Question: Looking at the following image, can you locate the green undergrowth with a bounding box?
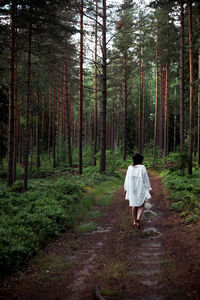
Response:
[0,161,124,277]
[152,152,200,224]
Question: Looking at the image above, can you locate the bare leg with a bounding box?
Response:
[132,207,138,225]
[136,203,145,228]
[137,203,145,220]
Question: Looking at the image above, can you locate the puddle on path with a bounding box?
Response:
[143,210,158,221]
[141,227,162,239]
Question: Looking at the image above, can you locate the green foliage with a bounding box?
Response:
[0,178,84,275]
[0,153,125,276]
[161,161,200,223]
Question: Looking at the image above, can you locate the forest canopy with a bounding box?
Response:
[0,0,200,188]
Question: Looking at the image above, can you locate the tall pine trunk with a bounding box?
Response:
[138,46,142,154]
[48,86,51,159]
[13,60,18,182]
[36,69,40,169]
[164,14,169,157]
[52,82,56,168]
[154,23,159,156]
[180,0,185,151]
[141,62,145,151]
[41,92,45,160]
[123,56,127,161]
[24,3,32,191]
[100,0,107,173]
[93,0,98,166]
[159,63,164,155]
[79,0,83,174]
[198,16,200,167]
[7,0,16,187]
[188,0,193,174]
[65,66,72,167]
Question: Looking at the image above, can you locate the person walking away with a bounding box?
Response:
[124,153,152,228]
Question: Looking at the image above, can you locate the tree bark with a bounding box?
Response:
[48,85,51,159]
[79,0,83,174]
[188,0,193,174]
[154,23,159,157]
[56,84,60,160]
[13,60,18,182]
[93,0,98,166]
[159,63,164,156]
[180,0,185,152]
[24,3,32,191]
[123,56,127,161]
[198,16,200,167]
[164,14,169,157]
[52,82,56,168]
[36,69,40,169]
[41,92,45,160]
[100,0,107,173]
[138,46,142,154]
[142,62,145,151]
[7,0,16,187]
[65,65,72,167]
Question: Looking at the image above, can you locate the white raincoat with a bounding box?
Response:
[124,164,152,207]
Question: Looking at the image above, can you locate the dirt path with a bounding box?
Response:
[1,174,200,299]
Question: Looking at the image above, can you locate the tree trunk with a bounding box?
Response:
[159,64,164,156]
[36,69,40,169]
[42,92,45,160]
[65,65,72,167]
[154,23,159,156]
[164,14,169,157]
[180,0,185,151]
[24,3,32,191]
[7,0,16,187]
[123,56,127,161]
[100,0,107,173]
[48,85,51,159]
[52,82,56,168]
[56,84,60,161]
[138,46,142,154]
[188,0,193,174]
[93,0,98,166]
[13,60,18,182]
[79,0,83,174]
[198,16,200,167]
[141,62,145,151]
[173,113,177,152]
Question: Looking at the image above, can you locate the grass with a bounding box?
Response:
[74,221,98,233]
[100,259,128,283]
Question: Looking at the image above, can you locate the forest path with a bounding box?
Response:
[1,173,200,300]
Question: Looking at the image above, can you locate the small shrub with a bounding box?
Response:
[170,201,185,212]
[186,214,198,224]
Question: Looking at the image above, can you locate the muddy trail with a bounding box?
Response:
[1,174,200,300]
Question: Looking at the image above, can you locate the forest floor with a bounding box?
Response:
[0,172,200,300]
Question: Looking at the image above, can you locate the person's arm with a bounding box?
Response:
[124,167,129,196]
[143,166,152,192]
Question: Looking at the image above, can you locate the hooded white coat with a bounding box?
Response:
[124,164,152,207]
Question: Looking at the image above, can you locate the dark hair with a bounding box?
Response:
[132,153,144,165]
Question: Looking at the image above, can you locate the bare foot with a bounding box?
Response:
[136,219,141,229]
